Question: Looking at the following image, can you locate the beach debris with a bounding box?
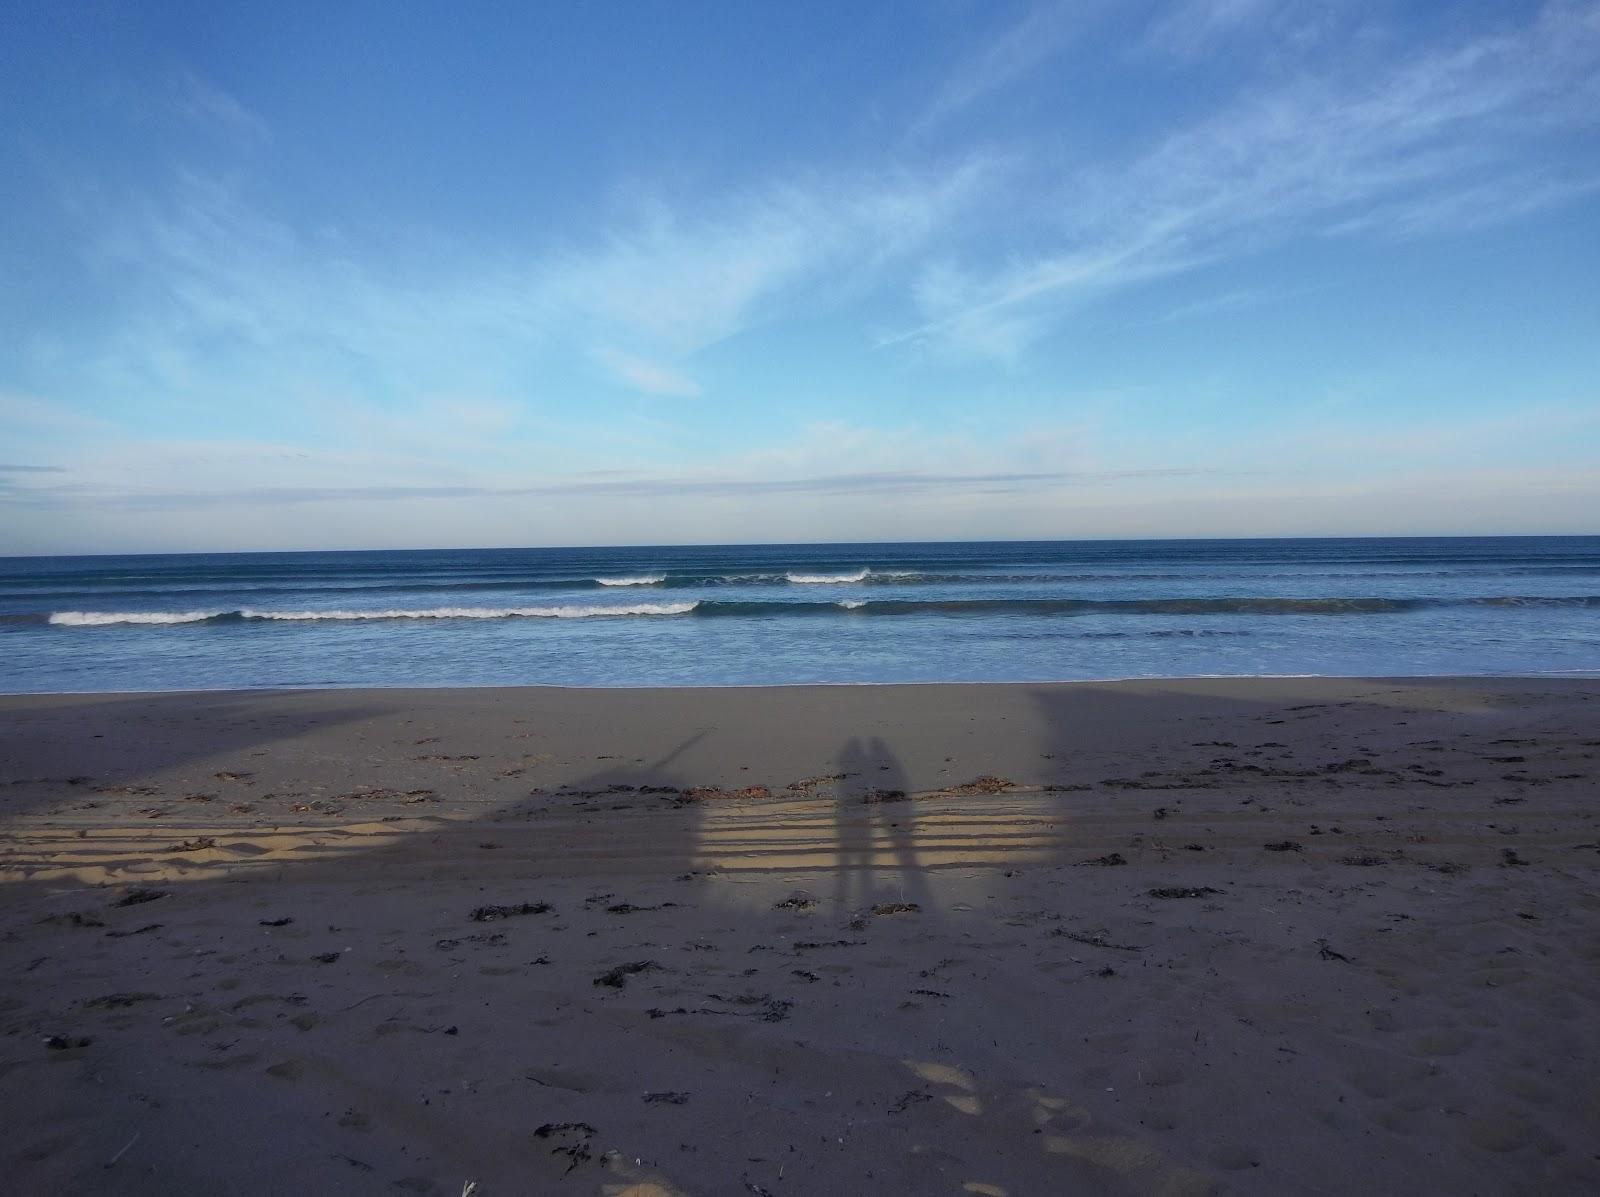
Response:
[678,785,771,802]
[469,901,552,922]
[787,774,849,791]
[1316,939,1351,962]
[435,933,507,951]
[259,917,294,927]
[873,902,920,916]
[1153,807,1171,820]
[1081,852,1127,867]
[773,893,817,910]
[791,969,820,983]
[112,887,167,907]
[795,939,861,950]
[949,776,1016,795]
[606,902,675,914]
[41,911,105,928]
[705,993,794,1022]
[45,1034,94,1050]
[1500,848,1529,867]
[82,991,161,1009]
[104,1131,141,1170]
[1096,966,1117,977]
[861,788,908,804]
[533,1122,596,1173]
[1264,841,1305,852]
[1148,886,1222,900]
[312,951,342,964]
[213,771,253,782]
[1339,853,1388,867]
[1050,929,1145,952]
[889,1089,933,1114]
[593,960,661,988]
[106,923,161,938]
[643,1091,689,1104]
[166,836,216,852]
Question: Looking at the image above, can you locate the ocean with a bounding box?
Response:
[1,537,1596,692]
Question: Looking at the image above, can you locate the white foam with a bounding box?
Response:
[50,604,699,625]
[49,610,221,626]
[837,599,868,609]
[249,603,697,620]
[786,569,868,584]
[595,574,666,586]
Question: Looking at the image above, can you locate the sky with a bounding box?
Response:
[1,0,1598,554]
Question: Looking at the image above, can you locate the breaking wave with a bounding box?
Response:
[50,603,699,625]
[44,594,1600,627]
[48,610,220,626]
[595,574,666,586]
[786,569,869,584]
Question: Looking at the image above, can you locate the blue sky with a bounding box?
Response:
[2,0,1597,553]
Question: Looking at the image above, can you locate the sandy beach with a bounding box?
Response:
[2,677,1598,1195]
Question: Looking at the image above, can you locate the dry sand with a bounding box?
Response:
[2,677,1598,1196]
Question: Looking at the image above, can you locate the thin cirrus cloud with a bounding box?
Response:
[890,1,1600,358]
[12,467,1228,511]
[83,159,993,404]
[911,0,1100,136]
[592,349,703,399]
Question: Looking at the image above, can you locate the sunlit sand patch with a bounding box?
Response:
[962,1183,1009,1196]
[0,817,443,885]
[689,793,1068,873]
[602,1173,689,1197]
[1043,1134,1165,1172]
[1027,1088,1088,1127]
[904,1060,977,1091]
[944,1093,984,1115]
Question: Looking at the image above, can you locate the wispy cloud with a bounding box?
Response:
[1143,0,1291,58]
[4,467,1228,511]
[891,0,1600,357]
[913,2,1096,135]
[593,349,703,398]
[171,72,271,142]
[79,158,991,406]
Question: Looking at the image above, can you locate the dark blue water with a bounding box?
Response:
[1,538,1596,691]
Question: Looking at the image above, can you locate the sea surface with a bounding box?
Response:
[1,538,1596,692]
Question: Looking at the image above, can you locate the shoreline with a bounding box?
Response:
[3,675,1598,1193]
[5,668,1600,699]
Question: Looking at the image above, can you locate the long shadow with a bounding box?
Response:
[0,690,396,820]
[5,676,1572,896]
[833,736,933,915]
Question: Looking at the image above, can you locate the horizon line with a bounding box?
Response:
[3,531,1597,561]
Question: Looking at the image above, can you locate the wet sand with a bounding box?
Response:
[2,677,1598,1195]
